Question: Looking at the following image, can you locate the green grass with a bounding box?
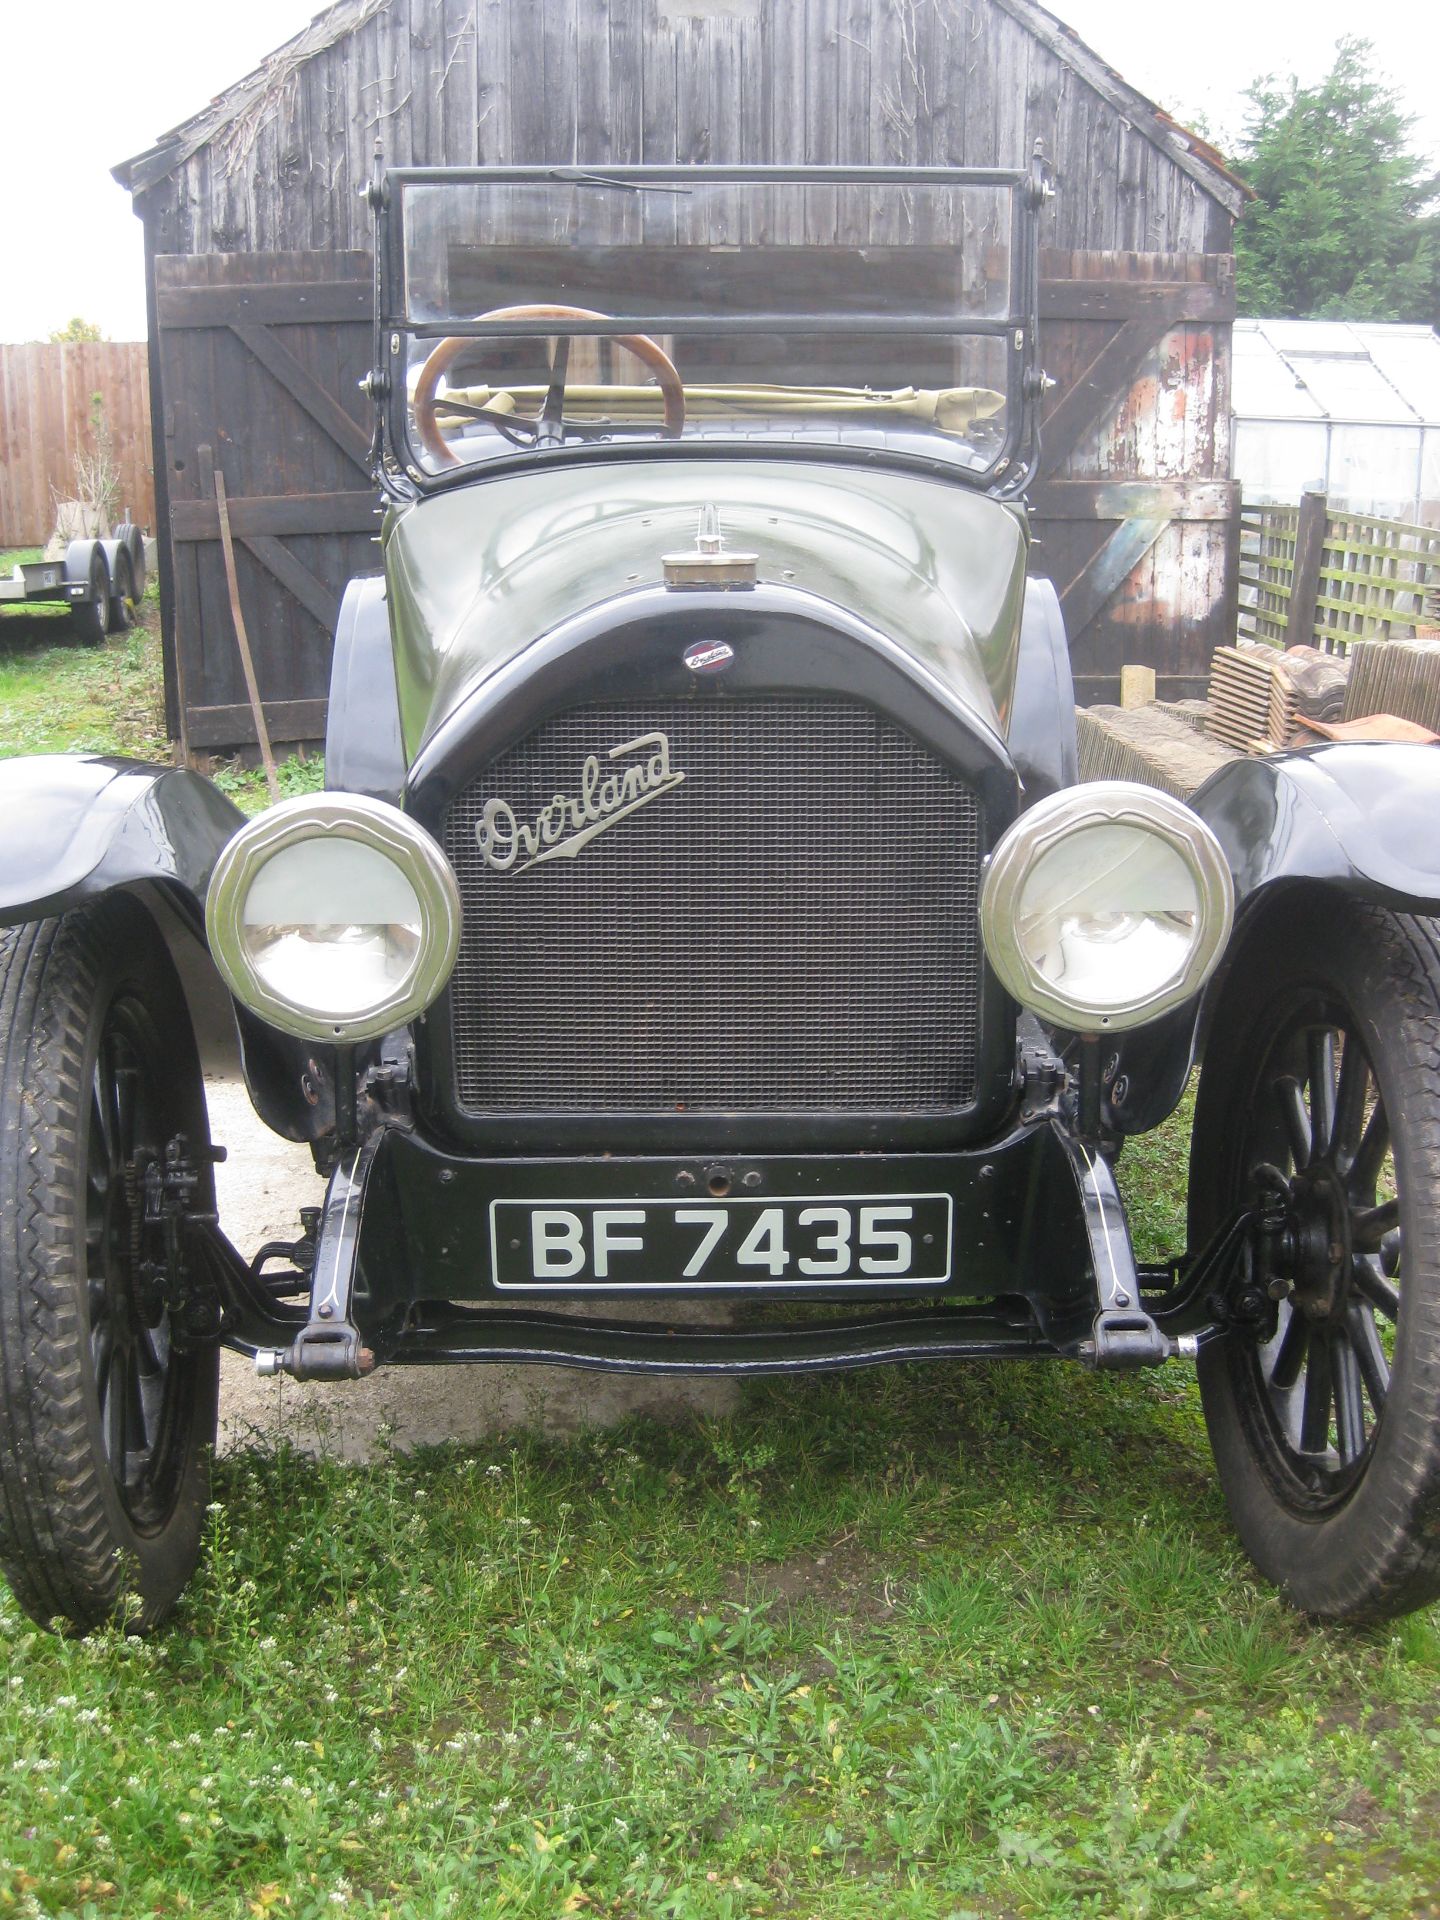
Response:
[0,548,319,806]
[1,557,1438,1916]
[2,1326,1438,1919]
[0,1108,1437,1919]
[0,549,169,762]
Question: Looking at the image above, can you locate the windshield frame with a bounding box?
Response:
[372,163,1046,500]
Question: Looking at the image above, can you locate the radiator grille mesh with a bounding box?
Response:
[442,697,982,1112]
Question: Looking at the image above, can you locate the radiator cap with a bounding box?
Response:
[662,506,758,589]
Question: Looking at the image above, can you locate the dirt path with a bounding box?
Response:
[207,1078,735,1459]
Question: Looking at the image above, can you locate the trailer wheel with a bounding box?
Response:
[70,546,109,647]
[107,548,136,633]
[116,522,147,601]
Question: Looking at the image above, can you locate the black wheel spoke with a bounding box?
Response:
[1353,1260,1400,1321]
[1268,1305,1309,1393]
[1332,1336,1367,1464]
[92,1040,120,1179]
[135,1320,167,1376]
[1275,1074,1313,1169]
[1351,1198,1400,1253]
[1351,1102,1391,1202]
[1300,1334,1335,1454]
[103,1350,126,1469]
[1348,1302,1390,1411]
[136,1363,164,1454]
[92,1322,114,1405]
[1331,1041,1370,1170]
[1307,1029,1337,1159]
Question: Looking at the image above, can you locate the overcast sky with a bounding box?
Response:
[3,0,1437,342]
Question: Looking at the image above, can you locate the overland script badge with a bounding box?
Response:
[475,732,686,875]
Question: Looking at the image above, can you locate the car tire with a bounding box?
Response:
[0,897,219,1633]
[1189,894,1440,1623]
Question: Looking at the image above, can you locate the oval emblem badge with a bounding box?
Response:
[682,640,735,675]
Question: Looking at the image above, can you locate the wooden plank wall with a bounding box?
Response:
[154,252,377,750]
[139,0,1233,259]
[0,343,154,546]
[1033,249,1238,702]
[131,0,1245,735]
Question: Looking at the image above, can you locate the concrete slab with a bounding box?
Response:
[207,1078,738,1461]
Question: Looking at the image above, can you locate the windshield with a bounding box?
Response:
[383,169,1033,485]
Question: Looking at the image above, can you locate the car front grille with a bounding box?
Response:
[441,696,983,1113]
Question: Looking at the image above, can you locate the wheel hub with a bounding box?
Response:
[1283,1163,1351,1322]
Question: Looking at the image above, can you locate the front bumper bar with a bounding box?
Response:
[203,1112,1204,1378]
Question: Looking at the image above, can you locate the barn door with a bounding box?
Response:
[1031,251,1239,705]
[153,252,377,753]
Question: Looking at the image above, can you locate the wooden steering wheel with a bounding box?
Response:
[411,304,686,464]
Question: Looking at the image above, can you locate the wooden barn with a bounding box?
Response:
[114,0,1248,754]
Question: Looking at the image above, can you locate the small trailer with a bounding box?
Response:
[0,521,148,643]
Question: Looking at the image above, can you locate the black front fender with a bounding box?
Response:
[1193,743,1440,911]
[0,755,334,1143]
[1105,743,1440,1135]
[0,754,244,926]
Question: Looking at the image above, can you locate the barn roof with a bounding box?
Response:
[113,0,1250,217]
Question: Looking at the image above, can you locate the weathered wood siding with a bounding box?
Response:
[153,253,376,747]
[140,0,1234,258]
[1033,250,1237,702]
[0,342,154,546]
[129,0,1242,739]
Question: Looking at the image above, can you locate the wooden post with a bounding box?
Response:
[1119,665,1156,709]
[213,465,280,805]
[1285,490,1328,649]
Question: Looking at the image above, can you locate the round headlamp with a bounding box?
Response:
[980,782,1234,1033]
[205,794,461,1044]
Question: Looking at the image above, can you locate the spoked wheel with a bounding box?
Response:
[1190,895,1440,1622]
[0,896,218,1632]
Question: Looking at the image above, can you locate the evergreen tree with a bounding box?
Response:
[1232,39,1438,322]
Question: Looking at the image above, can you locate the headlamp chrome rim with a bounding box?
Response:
[980,781,1235,1033]
[205,793,461,1044]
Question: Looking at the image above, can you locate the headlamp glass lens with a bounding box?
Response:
[240,839,423,1018]
[1015,824,1200,1012]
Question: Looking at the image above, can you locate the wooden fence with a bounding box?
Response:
[0,342,154,547]
[1239,490,1440,652]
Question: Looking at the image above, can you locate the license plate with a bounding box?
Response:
[489,1193,953,1290]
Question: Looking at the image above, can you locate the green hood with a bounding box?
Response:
[384,460,1029,763]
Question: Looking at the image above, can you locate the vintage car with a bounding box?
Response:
[2,160,1439,1634]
